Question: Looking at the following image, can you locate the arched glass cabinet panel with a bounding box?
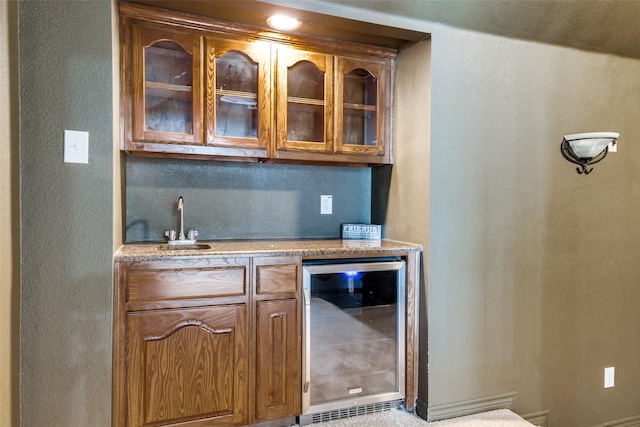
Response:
[342,68,377,147]
[287,61,325,143]
[276,48,333,154]
[132,26,202,145]
[215,51,258,138]
[144,40,193,134]
[206,37,270,154]
[335,57,389,158]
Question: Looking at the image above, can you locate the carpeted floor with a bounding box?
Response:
[307,409,534,426]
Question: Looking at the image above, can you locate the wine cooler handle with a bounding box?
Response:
[302,284,311,408]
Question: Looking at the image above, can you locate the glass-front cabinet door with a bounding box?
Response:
[335,57,390,158]
[132,26,203,145]
[121,4,396,164]
[275,47,333,155]
[206,37,270,156]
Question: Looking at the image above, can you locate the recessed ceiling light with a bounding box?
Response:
[267,14,301,31]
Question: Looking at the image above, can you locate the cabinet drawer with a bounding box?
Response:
[125,265,247,304]
[254,257,300,295]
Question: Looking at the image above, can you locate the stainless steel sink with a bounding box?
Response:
[156,243,212,251]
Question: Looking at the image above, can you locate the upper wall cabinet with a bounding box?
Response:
[275,47,333,156]
[131,25,203,146]
[206,36,271,158]
[335,57,390,158]
[119,2,396,165]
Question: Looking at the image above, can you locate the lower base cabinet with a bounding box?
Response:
[254,299,299,422]
[126,305,248,426]
[251,257,301,424]
[113,256,301,427]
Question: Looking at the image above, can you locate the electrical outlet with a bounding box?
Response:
[321,195,332,215]
[604,367,615,388]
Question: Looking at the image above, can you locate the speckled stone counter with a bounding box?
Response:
[114,239,422,261]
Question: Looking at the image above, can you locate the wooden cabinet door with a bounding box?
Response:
[334,56,391,162]
[125,304,248,426]
[252,257,301,423]
[121,4,397,164]
[254,298,300,421]
[205,36,271,157]
[130,25,203,146]
[275,46,333,155]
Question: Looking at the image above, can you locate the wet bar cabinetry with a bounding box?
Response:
[119,2,395,165]
[113,240,422,427]
[252,257,301,422]
[113,256,301,427]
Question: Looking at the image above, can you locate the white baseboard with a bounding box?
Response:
[590,414,640,427]
[426,391,517,422]
[522,410,549,427]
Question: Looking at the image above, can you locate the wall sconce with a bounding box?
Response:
[560,132,619,174]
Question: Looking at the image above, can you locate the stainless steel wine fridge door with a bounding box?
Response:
[301,259,406,417]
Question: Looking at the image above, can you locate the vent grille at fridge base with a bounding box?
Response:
[309,400,403,424]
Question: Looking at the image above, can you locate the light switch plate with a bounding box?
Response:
[604,366,615,388]
[64,130,89,164]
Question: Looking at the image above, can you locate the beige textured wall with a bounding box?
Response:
[15,0,640,425]
[313,1,640,424]
[20,1,114,425]
[0,1,19,426]
[426,26,640,426]
[0,2,10,423]
[112,0,123,250]
[376,37,431,406]
[384,39,431,250]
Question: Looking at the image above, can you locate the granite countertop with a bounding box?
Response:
[114,239,422,261]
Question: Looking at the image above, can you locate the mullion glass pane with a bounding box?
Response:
[215,51,259,138]
[287,61,325,142]
[144,41,193,135]
[343,69,377,146]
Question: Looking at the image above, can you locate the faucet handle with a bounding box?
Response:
[187,230,198,241]
[164,230,176,241]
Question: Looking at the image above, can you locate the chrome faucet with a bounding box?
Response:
[177,196,185,240]
[164,196,198,245]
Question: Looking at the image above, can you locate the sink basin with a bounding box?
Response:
[156,243,212,251]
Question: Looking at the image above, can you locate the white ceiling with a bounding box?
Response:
[307,0,640,59]
[128,0,640,59]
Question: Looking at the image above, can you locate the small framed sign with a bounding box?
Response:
[341,224,381,240]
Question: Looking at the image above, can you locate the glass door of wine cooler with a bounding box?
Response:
[301,260,406,420]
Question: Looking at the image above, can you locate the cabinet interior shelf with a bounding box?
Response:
[216,89,257,101]
[287,96,325,106]
[344,103,376,112]
[145,81,193,100]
